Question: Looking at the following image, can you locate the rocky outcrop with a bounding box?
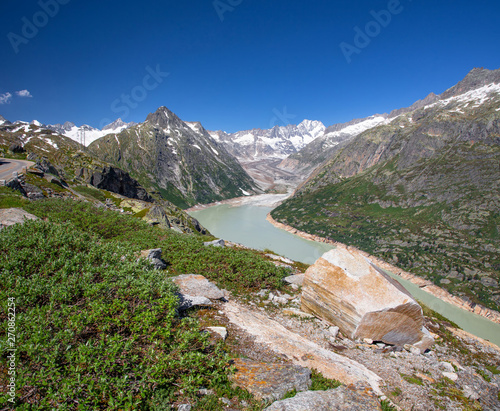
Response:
[301,247,433,350]
[6,178,45,200]
[88,166,152,202]
[230,358,311,401]
[34,158,60,177]
[140,248,167,270]
[0,208,39,230]
[171,274,226,311]
[143,205,171,230]
[264,384,382,411]
[222,300,383,394]
[204,239,225,247]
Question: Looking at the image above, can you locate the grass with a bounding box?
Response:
[401,373,424,386]
[270,369,341,401]
[476,369,491,382]
[0,186,27,209]
[381,399,397,411]
[486,365,500,375]
[431,378,482,410]
[73,185,108,202]
[309,369,341,391]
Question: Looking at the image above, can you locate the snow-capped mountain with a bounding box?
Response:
[47,119,136,146]
[0,116,136,146]
[0,115,10,126]
[102,118,137,132]
[209,119,325,161]
[283,67,500,174]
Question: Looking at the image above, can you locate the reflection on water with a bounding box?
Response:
[189,200,500,347]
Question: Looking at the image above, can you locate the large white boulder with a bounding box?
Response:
[301,247,433,350]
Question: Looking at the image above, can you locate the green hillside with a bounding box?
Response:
[272,74,500,312]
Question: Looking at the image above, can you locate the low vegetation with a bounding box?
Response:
[0,197,291,409]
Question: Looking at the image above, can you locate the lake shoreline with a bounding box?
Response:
[266,213,500,325]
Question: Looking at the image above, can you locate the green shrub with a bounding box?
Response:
[0,220,230,409]
[309,369,341,391]
[23,199,289,294]
[0,187,27,209]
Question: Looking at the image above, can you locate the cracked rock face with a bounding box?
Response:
[301,247,433,349]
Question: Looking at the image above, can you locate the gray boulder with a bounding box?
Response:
[264,384,381,410]
[171,274,225,300]
[177,294,212,311]
[0,208,39,230]
[140,248,167,270]
[204,239,225,247]
[283,274,305,286]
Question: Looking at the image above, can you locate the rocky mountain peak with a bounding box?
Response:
[440,67,500,99]
[102,118,136,131]
[145,106,185,129]
[0,114,11,126]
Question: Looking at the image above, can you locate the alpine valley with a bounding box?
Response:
[2,67,500,411]
[1,68,499,312]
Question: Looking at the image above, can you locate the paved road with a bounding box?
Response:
[0,159,34,181]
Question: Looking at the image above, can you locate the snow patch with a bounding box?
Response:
[185,122,201,133]
[192,144,201,150]
[209,131,221,141]
[324,116,388,140]
[235,133,255,145]
[426,83,500,111]
[45,139,58,149]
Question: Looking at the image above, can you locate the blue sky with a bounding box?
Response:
[1,0,500,132]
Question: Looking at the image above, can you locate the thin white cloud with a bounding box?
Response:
[0,92,13,104]
[16,89,32,98]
